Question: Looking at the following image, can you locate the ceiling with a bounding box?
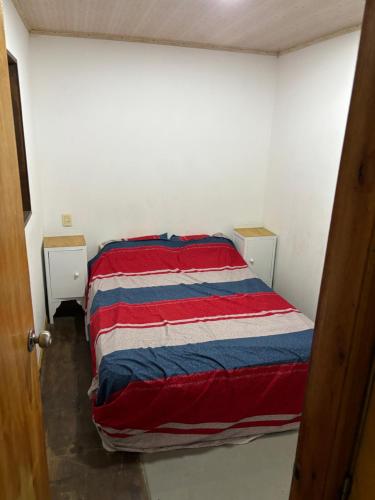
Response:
[12,0,365,55]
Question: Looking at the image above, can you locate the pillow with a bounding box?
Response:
[170,234,209,241]
[127,233,168,241]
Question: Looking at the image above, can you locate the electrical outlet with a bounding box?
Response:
[62,214,72,227]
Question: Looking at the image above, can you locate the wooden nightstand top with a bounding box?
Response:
[234,227,275,238]
[43,235,86,248]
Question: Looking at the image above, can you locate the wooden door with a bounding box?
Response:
[289,0,375,498]
[0,4,50,500]
[349,367,375,500]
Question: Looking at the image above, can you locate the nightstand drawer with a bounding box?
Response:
[233,227,277,288]
[49,249,86,299]
[245,238,275,286]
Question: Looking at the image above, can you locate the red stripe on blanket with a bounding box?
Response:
[92,362,309,430]
[90,292,293,338]
[90,244,245,279]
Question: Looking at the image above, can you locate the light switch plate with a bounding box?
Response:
[62,214,72,227]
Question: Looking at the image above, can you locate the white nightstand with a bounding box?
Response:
[43,235,88,324]
[233,227,277,287]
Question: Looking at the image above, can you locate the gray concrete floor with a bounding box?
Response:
[41,305,149,500]
[143,431,297,500]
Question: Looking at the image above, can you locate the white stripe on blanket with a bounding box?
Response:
[95,311,313,368]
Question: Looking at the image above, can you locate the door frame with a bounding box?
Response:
[289,0,375,498]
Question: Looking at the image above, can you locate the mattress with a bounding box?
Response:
[86,234,314,452]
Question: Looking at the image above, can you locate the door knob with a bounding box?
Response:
[28,329,52,352]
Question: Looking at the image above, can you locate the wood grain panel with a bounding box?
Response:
[350,369,375,499]
[43,235,86,248]
[289,0,375,498]
[234,227,275,237]
[12,0,365,54]
[0,3,50,499]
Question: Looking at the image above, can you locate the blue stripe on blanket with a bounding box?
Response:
[96,329,313,405]
[90,278,271,315]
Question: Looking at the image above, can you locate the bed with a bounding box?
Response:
[86,234,313,452]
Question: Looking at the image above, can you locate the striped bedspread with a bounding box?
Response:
[87,235,314,452]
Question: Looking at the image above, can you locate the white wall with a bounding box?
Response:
[10,21,358,323]
[30,36,277,257]
[263,32,360,320]
[3,0,46,348]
